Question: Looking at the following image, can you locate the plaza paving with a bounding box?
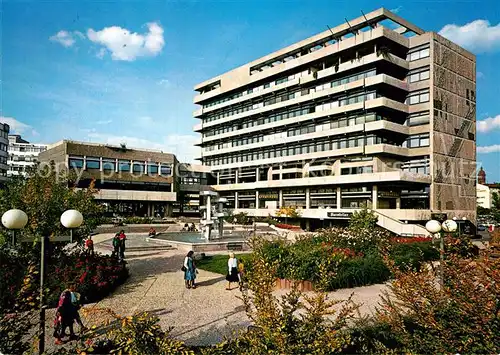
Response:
[45,234,389,348]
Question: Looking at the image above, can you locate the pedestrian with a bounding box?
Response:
[112,233,120,259]
[68,285,85,331]
[148,227,156,237]
[226,253,239,290]
[238,259,245,290]
[183,250,197,289]
[118,230,127,261]
[54,290,77,344]
[85,235,94,256]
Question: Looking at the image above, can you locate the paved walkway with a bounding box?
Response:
[44,235,389,348]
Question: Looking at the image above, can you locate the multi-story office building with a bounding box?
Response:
[7,135,47,177]
[0,123,9,185]
[193,8,477,234]
[39,140,214,217]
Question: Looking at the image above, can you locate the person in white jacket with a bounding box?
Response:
[225,253,239,290]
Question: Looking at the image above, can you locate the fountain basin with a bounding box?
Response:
[148,232,250,252]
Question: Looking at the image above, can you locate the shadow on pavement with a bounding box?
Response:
[196,276,226,288]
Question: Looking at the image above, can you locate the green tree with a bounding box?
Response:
[0,162,103,246]
[349,208,379,231]
[276,206,301,224]
[492,191,500,223]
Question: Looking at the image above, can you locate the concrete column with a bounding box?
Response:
[255,191,259,210]
[83,156,87,169]
[99,157,103,171]
[305,219,311,231]
[279,164,283,180]
[144,161,148,174]
[217,172,220,185]
[279,190,283,208]
[372,185,378,210]
[256,167,260,182]
[306,188,311,209]
[336,187,341,209]
[235,192,239,209]
[157,162,161,176]
[115,158,119,173]
[235,169,239,183]
[396,197,401,209]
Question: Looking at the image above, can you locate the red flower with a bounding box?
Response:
[79,271,88,284]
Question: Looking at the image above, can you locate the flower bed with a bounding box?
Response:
[276,223,301,230]
[258,228,439,291]
[0,248,128,310]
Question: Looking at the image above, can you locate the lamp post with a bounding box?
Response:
[425,219,457,288]
[1,209,83,355]
[1,209,28,245]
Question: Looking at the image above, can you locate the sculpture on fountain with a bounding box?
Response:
[200,191,228,241]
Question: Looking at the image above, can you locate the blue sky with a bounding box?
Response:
[1,0,499,181]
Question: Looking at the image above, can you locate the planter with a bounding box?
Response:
[275,278,314,292]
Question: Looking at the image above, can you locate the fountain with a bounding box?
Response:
[200,191,227,241]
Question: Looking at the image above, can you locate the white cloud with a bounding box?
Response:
[49,30,82,47]
[0,116,38,136]
[477,145,500,154]
[477,115,500,133]
[87,133,200,163]
[439,20,500,52]
[87,22,164,61]
[157,79,170,87]
[477,71,484,78]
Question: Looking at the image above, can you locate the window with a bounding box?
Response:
[406,90,430,105]
[102,159,116,171]
[408,68,430,83]
[118,160,130,172]
[404,134,430,148]
[407,46,430,61]
[86,157,100,170]
[69,157,84,169]
[147,163,159,175]
[132,162,145,174]
[406,112,430,126]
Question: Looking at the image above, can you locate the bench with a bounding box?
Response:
[227,242,243,251]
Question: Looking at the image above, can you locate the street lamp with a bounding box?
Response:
[61,209,84,243]
[1,209,28,245]
[1,208,83,355]
[425,219,457,288]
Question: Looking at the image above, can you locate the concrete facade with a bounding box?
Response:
[7,135,47,177]
[193,8,477,235]
[0,123,9,185]
[38,141,214,217]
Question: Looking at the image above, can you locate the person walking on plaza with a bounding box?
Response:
[112,233,120,259]
[118,230,127,261]
[226,253,239,290]
[85,235,94,256]
[183,250,197,289]
[54,290,77,344]
[68,286,85,331]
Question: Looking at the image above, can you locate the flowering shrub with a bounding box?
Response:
[276,223,301,230]
[258,228,439,290]
[391,236,432,243]
[45,251,129,306]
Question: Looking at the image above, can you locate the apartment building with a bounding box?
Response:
[7,135,47,177]
[0,123,9,186]
[193,8,477,235]
[39,140,214,217]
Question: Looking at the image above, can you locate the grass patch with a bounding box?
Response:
[196,254,249,275]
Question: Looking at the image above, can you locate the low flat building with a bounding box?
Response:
[38,140,214,217]
[7,135,47,177]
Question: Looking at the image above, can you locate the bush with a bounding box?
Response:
[377,252,500,354]
[257,229,439,291]
[275,223,301,230]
